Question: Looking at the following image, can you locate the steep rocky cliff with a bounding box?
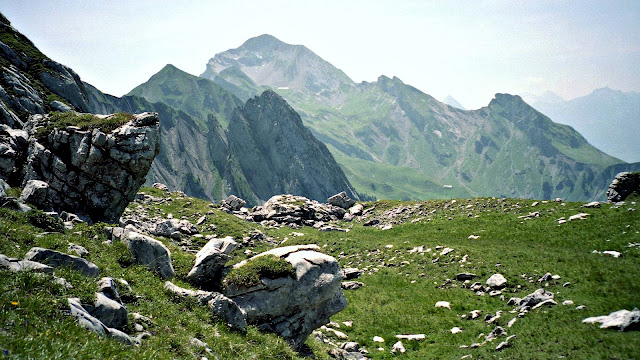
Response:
[228,90,357,202]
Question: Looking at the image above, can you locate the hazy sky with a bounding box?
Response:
[3,0,639,109]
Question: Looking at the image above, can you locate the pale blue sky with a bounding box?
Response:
[3,0,639,108]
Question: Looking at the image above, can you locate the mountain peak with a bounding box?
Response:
[442,95,466,110]
[240,34,290,51]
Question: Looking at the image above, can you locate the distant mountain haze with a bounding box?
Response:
[523,88,640,163]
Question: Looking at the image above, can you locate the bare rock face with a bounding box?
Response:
[0,125,28,185]
[18,112,160,223]
[607,172,640,202]
[225,245,347,349]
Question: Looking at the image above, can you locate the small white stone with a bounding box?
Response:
[450,327,463,334]
[435,301,451,309]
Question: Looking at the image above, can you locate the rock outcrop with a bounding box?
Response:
[225,245,347,349]
[15,112,160,223]
[186,236,237,289]
[248,194,347,225]
[607,172,640,202]
[122,228,174,279]
[583,308,640,331]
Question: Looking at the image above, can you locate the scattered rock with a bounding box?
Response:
[435,301,451,309]
[152,218,199,239]
[68,298,136,345]
[395,334,425,341]
[373,336,385,343]
[519,288,554,309]
[583,308,640,331]
[343,268,362,280]
[451,327,463,334]
[90,292,128,329]
[220,195,246,211]
[391,341,406,353]
[583,201,601,208]
[486,274,507,289]
[342,281,365,290]
[97,277,122,304]
[24,247,99,277]
[568,213,590,221]
[0,253,53,273]
[602,251,622,258]
[68,243,88,257]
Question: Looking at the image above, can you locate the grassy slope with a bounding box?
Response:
[1,188,639,359]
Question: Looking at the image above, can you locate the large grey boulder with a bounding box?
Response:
[97,277,122,304]
[607,172,640,202]
[89,292,128,329]
[20,112,160,223]
[186,236,237,288]
[226,245,348,349]
[583,308,640,331]
[220,195,246,211]
[19,180,52,210]
[0,254,53,273]
[24,247,99,277]
[327,191,356,210]
[164,281,246,331]
[123,229,174,279]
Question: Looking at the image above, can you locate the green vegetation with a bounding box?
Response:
[225,255,295,288]
[1,186,639,359]
[36,112,134,141]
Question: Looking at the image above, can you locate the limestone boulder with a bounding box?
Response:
[24,247,99,277]
[89,292,128,329]
[0,254,53,273]
[20,112,160,223]
[519,288,554,309]
[225,245,347,349]
[486,274,507,289]
[186,236,237,288]
[607,172,640,202]
[583,308,640,331]
[123,229,174,279]
[327,191,356,209]
[250,194,346,225]
[152,218,199,239]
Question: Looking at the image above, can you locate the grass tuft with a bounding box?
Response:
[225,255,295,288]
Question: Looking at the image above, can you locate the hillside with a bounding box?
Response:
[201,35,638,202]
[2,184,639,359]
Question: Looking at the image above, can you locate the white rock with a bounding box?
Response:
[602,251,622,258]
[373,336,385,343]
[395,334,426,341]
[450,327,463,334]
[391,341,406,353]
[486,274,507,288]
[435,301,451,309]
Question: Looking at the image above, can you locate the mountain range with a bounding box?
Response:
[2,15,638,204]
[198,34,638,201]
[0,14,357,205]
[521,88,640,163]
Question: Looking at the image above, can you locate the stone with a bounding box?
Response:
[97,277,122,303]
[373,336,384,343]
[519,288,554,308]
[164,281,246,331]
[123,230,174,279]
[395,334,425,341]
[607,172,640,202]
[152,182,169,192]
[531,299,557,310]
[0,178,8,197]
[342,281,365,290]
[68,243,88,257]
[583,201,601,208]
[221,195,246,211]
[249,194,346,225]
[486,274,507,289]
[343,268,362,280]
[19,180,52,210]
[602,250,622,258]
[0,254,53,273]
[391,341,406,353]
[485,326,507,342]
[451,327,463,334]
[152,218,199,238]
[24,247,99,277]
[341,341,360,352]
[187,236,237,288]
[68,298,135,345]
[90,292,128,329]
[226,245,347,349]
[327,191,356,209]
[435,301,451,309]
[456,272,477,281]
[568,213,590,221]
[583,308,640,331]
[21,112,160,223]
[537,272,552,283]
